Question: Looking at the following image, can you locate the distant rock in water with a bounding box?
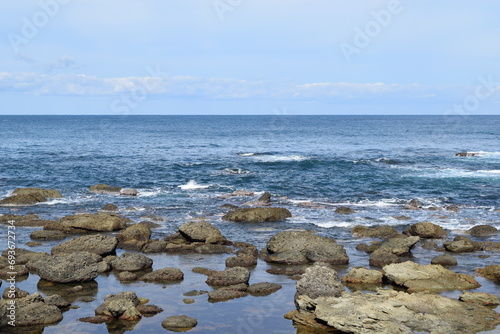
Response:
[0,187,62,206]
[222,207,291,223]
[89,184,122,194]
[335,206,355,214]
[455,152,485,157]
[120,188,138,196]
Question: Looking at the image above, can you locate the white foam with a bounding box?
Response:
[137,188,162,197]
[237,153,258,157]
[254,154,309,162]
[178,180,210,190]
[223,168,252,174]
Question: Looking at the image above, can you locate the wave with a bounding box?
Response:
[223,168,252,174]
[253,154,309,162]
[178,180,210,190]
[237,152,272,157]
[416,168,500,178]
[137,188,162,197]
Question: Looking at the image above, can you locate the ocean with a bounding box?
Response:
[1,115,499,333]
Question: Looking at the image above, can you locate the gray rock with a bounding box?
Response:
[304,245,349,265]
[142,239,167,253]
[0,293,63,327]
[30,230,67,241]
[101,203,119,212]
[376,236,420,255]
[341,268,383,284]
[369,249,401,267]
[258,192,272,203]
[162,315,197,330]
[247,282,282,296]
[335,206,355,214]
[117,223,151,250]
[206,267,250,286]
[295,263,344,301]
[444,236,478,252]
[141,268,184,282]
[51,235,118,256]
[45,213,129,233]
[222,207,292,223]
[178,220,225,243]
[469,225,498,237]
[194,244,232,254]
[95,291,141,320]
[404,222,446,238]
[208,288,248,302]
[89,184,122,194]
[30,252,102,283]
[111,253,153,272]
[431,254,457,266]
[2,287,29,299]
[351,226,400,239]
[44,294,71,308]
[136,304,163,317]
[265,250,309,265]
[120,188,138,196]
[225,253,257,267]
[117,271,138,281]
[0,188,62,206]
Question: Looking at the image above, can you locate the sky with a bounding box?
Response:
[1,0,499,115]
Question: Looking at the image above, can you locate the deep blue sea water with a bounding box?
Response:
[0,115,499,333]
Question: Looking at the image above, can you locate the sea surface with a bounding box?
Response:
[0,115,499,333]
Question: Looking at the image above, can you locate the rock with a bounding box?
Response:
[351,226,400,239]
[258,192,271,203]
[101,203,119,212]
[295,289,500,334]
[208,288,248,302]
[111,253,153,272]
[89,184,122,194]
[266,250,309,265]
[456,152,485,157]
[369,249,402,267]
[404,222,446,238]
[183,290,208,297]
[0,264,29,278]
[459,292,500,306]
[226,253,257,267]
[37,280,98,303]
[431,254,457,266]
[44,294,71,308]
[295,263,344,302]
[120,188,138,196]
[0,293,63,327]
[141,268,184,282]
[231,190,254,196]
[247,282,282,296]
[222,207,292,223]
[192,267,217,276]
[0,193,48,206]
[392,215,411,221]
[30,252,102,283]
[117,271,138,281]
[383,261,480,292]
[221,204,239,210]
[374,236,420,256]
[161,315,197,330]
[183,298,195,304]
[46,213,129,233]
[30,230,67,240]
[335,206,355,214]
[0,214,40,225]
[117,223,151,250]
[469,225,498,237]
[206,267,250,286]
[95,291,141,320]
[51,235,118,256]
[142,239,167,253]
[194,244,232,254]
[178,221,225,244]
[2,287,29,299]
[341,268,383,284]
[405,198,423,209]
[445,205,460,212]
[136,304,163,317]
[12,187,62,198]
[266,267,305,276]
[476,265,500,283]
[78,315,112,324]
[444,236,478,252]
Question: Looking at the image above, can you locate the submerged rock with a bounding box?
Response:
[140,268,184,282]
[222,207,291,223]
[101,203,119,212]
[431,254,457,266]
[117,223,151,250]
[161,315,197,330]
[247,282,282,296]
[335,206,355,214]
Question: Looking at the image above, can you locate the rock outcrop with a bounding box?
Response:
[222,207,291,223]
[28,252,102,283]
[51,235,118,256]
[404,222,446,238]
[45,213,129,233]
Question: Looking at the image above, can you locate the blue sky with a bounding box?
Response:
[1,0,499,115]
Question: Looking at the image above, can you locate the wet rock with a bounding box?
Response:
[101,203,119,212]
[383,261,480,292]
[373,236,420,256]
[335,206,355,214]
[179,220,225,244]
[120,188,138,196]
[266,250,309,265]
[456,152,485,157]
[37,280,98,303]
[369,249,401,267]
[111,253,153,272]
[79,315,112,324]
[0,292,63,327]
[304,245,349,265]
[266,267,305,276]
[26,241,41,247]
[192,244,232,254]
[222,207,292,223]
[459,292,500,306]
[403,198,423,210]
[431,254,457,266]
[89,184,122,194]
[404,222,447,238]
[3,248,49,265]
[231,190,254,196]
[135,304,163,317]
[226,253,257,267]
[117,223,151,250]
[183,298,195,304]
[351,226,400,239]
[341,268,383,284]
[208,288,248,302]
[206,267,250,286]
[296,289,500,334]
[258,192,271,203]
[444,236,478,252]
[30,252,102,283]
[2,287,29,299]
[161,315,197,330]
[13,187,62,198]
[469,225,498,237]
[192,267,216,276]
[0,188,62,206]
[46,213,129,233]
[220,203,239,210]
[482,241,500,251]
[247,282,282,296]
[183,290,208,297]
[141,268,184,282]
[44,294,71,308]
[392,215,411,221]
[117,271,137,282]
[0,214,42,226]
[142,239,167,253]
[51,234,118,256]
[30,230,67,241]
[476,265,500,283]
[445,205,460,212]
[95,291,141,321]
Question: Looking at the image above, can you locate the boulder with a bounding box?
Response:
[44,294,71,308]
[208,287,248,302]
[178,221,225,244]
[111,253,153,272]
[469,225,498,237]
[0,293,63,327]
[404,222,446,238]
[140,268,184,282]
[2,287,29,299]
[258,192,272,203]
[225,253,257,267]
[51,235,118,256]
[142,239,167,253]
[222,207,291,223]
[0,193,48,206]
[476,265,500,283]
[117,223,151,250]
[247,282,282,296]
[46,213,129,233]
[162,315,197,330]
[373,236,420,256]
[351,226,400,239]
[120,188,138,196]
[29,252,102,283]
[206,267,250,286]
[89,184,122,194]
[30,230,67,241]
[12,187,62,198]
[295,263,344,301]
[0,214,40,225]
[383,261,480,292]
[341,268,383,284]
[444,236,478,252]
[135,304,163,317]
[101,203,119,212]
[95,291,141,320]
[335,206,355,214]
[369,249,401,267]
[403,198,423,210]
[431,254,457,266]
[117,271,138,282]
[293,289,500,334]
[265,250,309,265]
[459,292,500,306]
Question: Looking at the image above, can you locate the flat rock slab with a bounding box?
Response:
[51,235,118,256]
[383,261,480,292]
[30,252,102,283]
[222,207,291,223]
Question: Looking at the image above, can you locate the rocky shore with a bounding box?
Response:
[0,186,499,333]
